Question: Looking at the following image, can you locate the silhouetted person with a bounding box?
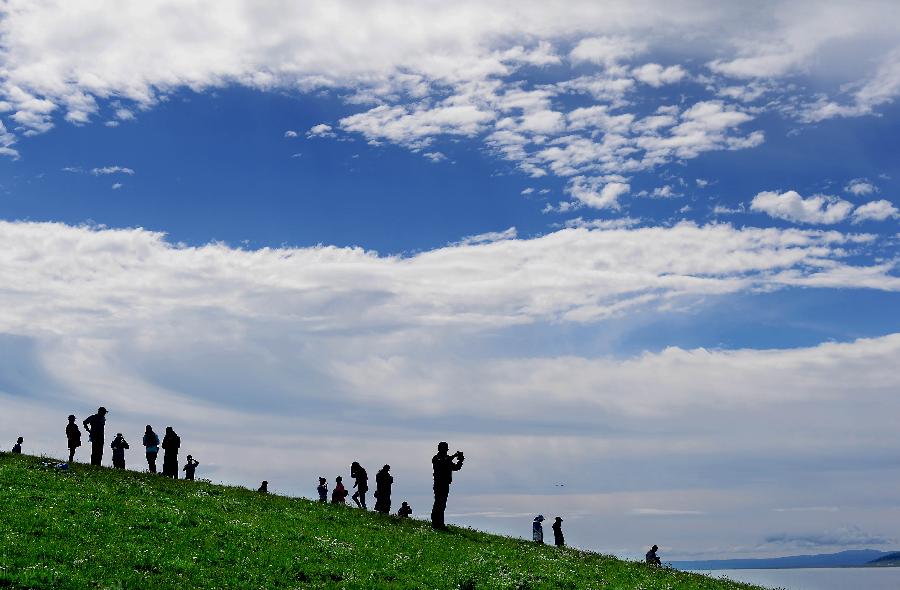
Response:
[331,476,347,504]
[143,425,160,473]
[646,544,661,566]
[258,480,269,493]
[183,455,199,481]
[398,501,412,518]
[431,441,464,530]
[110,433,129,469]
[11,436,23,454]
[83,406,108,466]
[317,477,328,502]
[161,426,180,479]
[374,464,393,514]
[350,461,368,509]
[552,517,564,547]
[66,415,81,463]
[533,515,545,544]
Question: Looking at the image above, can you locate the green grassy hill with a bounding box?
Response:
[0,454,768,590]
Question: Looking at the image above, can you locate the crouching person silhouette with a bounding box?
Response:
[646,544,662,566]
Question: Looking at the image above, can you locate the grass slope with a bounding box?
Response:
[0,454,767,590]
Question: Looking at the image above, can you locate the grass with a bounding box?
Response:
[0,453,770,590]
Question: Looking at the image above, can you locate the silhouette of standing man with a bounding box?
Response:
[83,407,108,466]
[65,415,81,463]
[110,433,129,469]
[161,426,180,479]
[431,441,464,530]
[374,464,393,514]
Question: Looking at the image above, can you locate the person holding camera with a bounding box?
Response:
[431,441,464,530]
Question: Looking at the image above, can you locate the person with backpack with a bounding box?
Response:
[110,433,129,469]
[143,425,160,473]
[161,426,180,479]
[65,415,81,463]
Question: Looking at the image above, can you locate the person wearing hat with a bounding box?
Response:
[646,544,661,566]
[532,515,545,544]
[552,516,565,547]
[431,441,464,530]
[83,406,108,466]
[398,501,413,518]
[65,415,82,463]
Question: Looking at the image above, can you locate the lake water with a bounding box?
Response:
[696,567,900,589]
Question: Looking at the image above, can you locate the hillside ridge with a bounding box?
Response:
[0,454,766,590]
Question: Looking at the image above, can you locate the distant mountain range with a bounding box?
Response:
[672,549,899,570]
[867,552,900,567]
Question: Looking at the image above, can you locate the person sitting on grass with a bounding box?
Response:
[66,415,81,463]
[110,433,129,469]
[258,480,269,493]
[646,544,661,566]
[317,477,328,502]
[398,501,413,518]
[11,436,23,454]
[331,476,348,504]
[183,455,200,481]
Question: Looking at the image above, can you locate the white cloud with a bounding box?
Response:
[845,178,878,196]
[520,187,535,195]
[632,63,686,87]
[453,226,517,246]
[566,176,630,210]
[339,102,494,148]
[305,123,335,138]
[852,200,899,223]
[751,190,854,225]
[91,166,135,176]
[569,36,644,66]
[283,130,298,138]
[0,121,18,159]
[111,183,123,190]
[422,151,447,163]
[650,185,678,198]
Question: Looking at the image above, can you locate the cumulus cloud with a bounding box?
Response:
[305,123,334,138]
[751,190,854,225]
[283,130,298,138]
[845,178,878,196]
[569,36,644,66]
[566,176,630,210]
[632,63,686,87]
[852,199,899,223]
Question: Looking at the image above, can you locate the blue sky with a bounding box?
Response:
[1,0,900,560]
